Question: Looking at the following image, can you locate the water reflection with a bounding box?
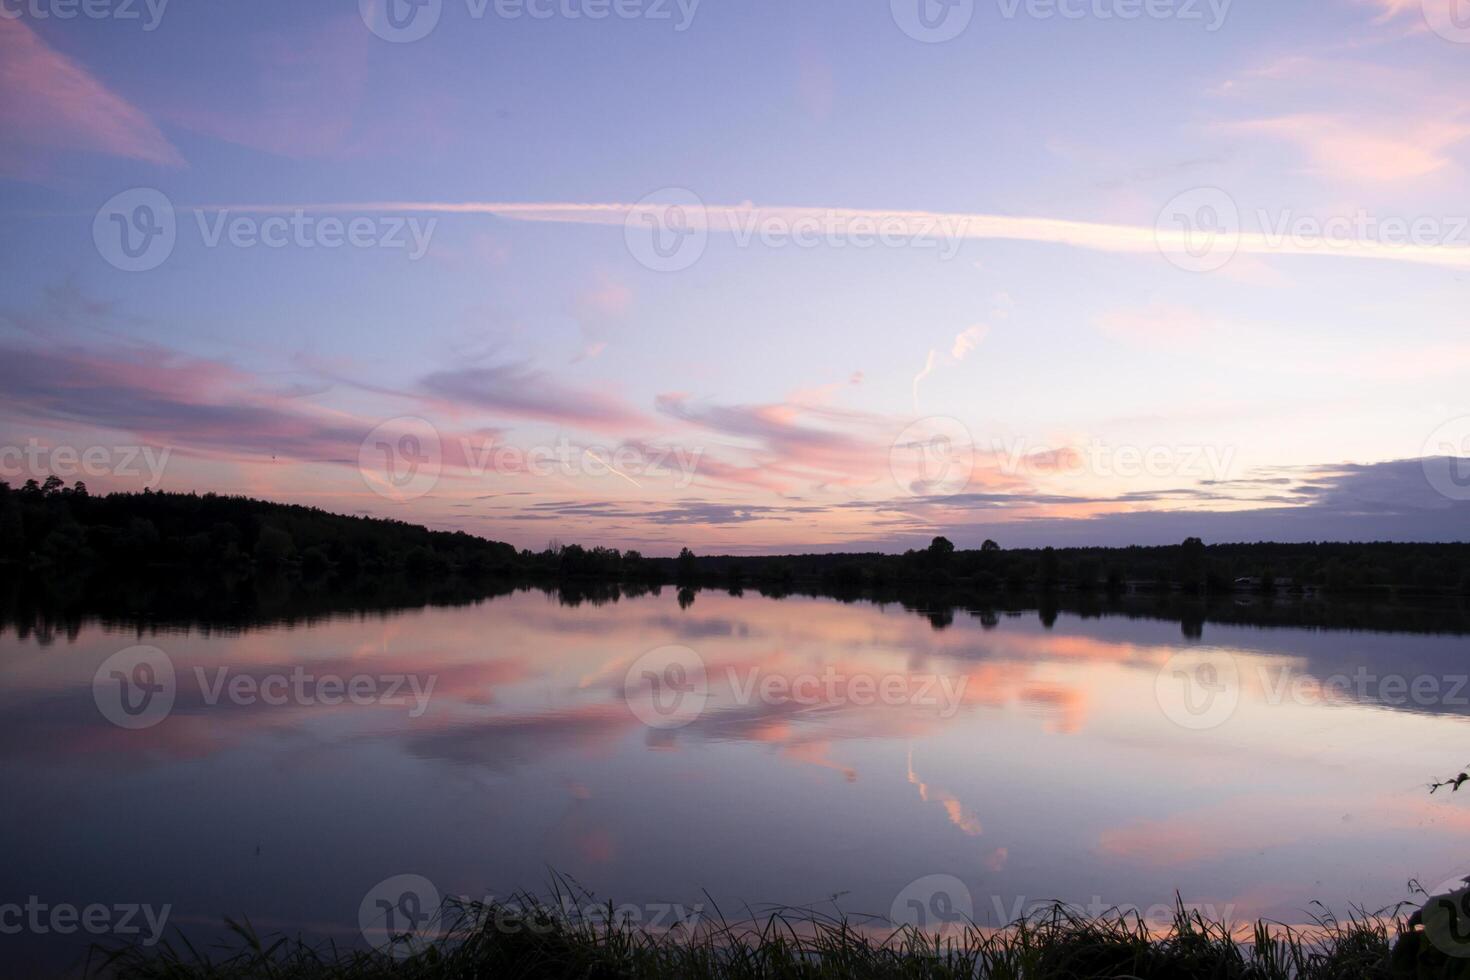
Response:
[6,570,1470,641]
[2,583,1469,974]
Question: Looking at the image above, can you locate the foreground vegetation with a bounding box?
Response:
[95,895,1468,980]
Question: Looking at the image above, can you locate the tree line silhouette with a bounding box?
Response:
[3,481,1469,600]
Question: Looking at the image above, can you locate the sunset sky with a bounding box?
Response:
[2,0,1469,553]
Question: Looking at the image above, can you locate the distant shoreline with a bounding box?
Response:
[3,482,1468,601]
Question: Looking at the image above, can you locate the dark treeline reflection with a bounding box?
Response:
[5,567,1470,643]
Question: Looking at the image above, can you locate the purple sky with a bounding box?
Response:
[2,0,1469,552]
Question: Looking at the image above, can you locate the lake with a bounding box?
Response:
[4,585,1470,974]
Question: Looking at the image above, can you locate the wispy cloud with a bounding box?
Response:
[1224,113,1470,182]
[0,19,183,178]
[421,361,653,433]
[210,200,1470,271]
[1210,52,1470,183]
[951,324,988,360]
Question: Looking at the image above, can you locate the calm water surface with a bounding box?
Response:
[4,589,1470,972]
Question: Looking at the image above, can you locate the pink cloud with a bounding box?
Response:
[1226,113,1470,182]
[655,392,897,490]
[0,339,545,489]
[908,750,985,836]
[421,361,655,433]
[0,19,183,177]
[1360,0,1429,25]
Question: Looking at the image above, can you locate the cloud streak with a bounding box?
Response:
[207,199,1470,271]
[0,18,183,178]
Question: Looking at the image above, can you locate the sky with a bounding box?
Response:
[2,0,1469,553]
